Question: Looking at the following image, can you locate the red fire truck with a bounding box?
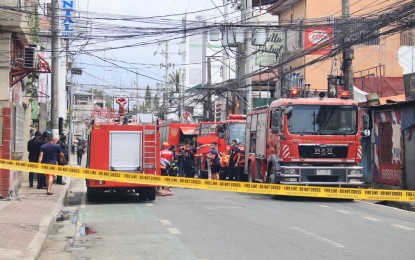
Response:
[196,114,247,178]
[86,106,160,201]
[244,90,365,186]
[158,121,198,153]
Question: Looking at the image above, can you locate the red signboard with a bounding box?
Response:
[305,27,333,55]
[378,164,402,186]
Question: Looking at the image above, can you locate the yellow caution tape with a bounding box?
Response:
[1,159,414,202]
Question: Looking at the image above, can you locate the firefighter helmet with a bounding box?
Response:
[162,142,169,148]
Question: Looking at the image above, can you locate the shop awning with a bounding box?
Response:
[180,126,197,135]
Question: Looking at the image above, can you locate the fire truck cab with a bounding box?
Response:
[158,121,198,153]
[245,90,364,186]
[86,108,160,201]
[196,114,246,178]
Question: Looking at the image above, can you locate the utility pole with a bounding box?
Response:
[239,0,253,114]
[221,0,229,121]
[342,0,354,99]
[66,39,73,162]
[136,72,139,110]
[50,0,60,136]
[207,57,212,121]
[164,41,169,107]
[245,0,253,112]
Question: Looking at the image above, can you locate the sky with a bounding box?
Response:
[69,0,233,102]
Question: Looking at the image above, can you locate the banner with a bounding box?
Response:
[256,30,285,67]
[60,0,76,38]
[0,159,414,202]
[305,26,332,55]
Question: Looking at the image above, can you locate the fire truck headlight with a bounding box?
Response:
[283,168,298,174]
[349,169,361,175]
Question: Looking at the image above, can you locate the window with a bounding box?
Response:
[400,28,415,46]
[378,122,392,164]
[287,105,357,135]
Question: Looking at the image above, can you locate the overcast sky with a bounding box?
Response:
[70,0,231,99]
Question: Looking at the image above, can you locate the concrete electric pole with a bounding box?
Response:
[50,0,60,136]
[239,0,253,113]
[342,0,354,99]
[220,0,230,121]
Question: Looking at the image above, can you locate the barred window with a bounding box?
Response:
[400,28,415,46]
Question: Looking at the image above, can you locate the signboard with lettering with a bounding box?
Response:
[60,0,76,38]
[38,73,47,103]
[255,30,285,67]
[305,26,332,55]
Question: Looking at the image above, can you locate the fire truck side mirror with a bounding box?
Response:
[284,106,293,115]
[271,110,280,134]
[271,126,279,134]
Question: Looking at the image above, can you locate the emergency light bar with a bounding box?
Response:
[290,88,299,98]
[340,90,350,99]
[228,114,247,120]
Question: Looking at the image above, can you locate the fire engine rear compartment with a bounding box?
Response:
[86,124,159,201]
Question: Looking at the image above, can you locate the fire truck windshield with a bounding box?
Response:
[228,123,246,144]
[287,105,357,135]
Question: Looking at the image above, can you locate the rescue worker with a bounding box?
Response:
[207,142,220,180]
[183,140,197,178]
[159,142,174,195]
[160,142,174,174]
[229,139,241,181]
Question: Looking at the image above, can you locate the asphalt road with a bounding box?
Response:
[40,179,415,260]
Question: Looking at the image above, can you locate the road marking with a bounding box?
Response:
[168,228,181,235]
[145,203,154,207]
[392,224,415,231]
[161,220,172,226]
[336,209,353,214]
[361,216,381,222]
[291,227,345,248]
[319,205,330,208]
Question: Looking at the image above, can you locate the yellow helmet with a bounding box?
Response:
[162,142,169,148]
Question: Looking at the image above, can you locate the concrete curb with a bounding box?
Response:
[24,178,72,260]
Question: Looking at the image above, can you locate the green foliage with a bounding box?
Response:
[145,85,152,110]
[153,93,160,109]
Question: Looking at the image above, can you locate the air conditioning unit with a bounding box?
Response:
[23,44,38,68]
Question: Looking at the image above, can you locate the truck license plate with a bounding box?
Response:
[316,169,331,175]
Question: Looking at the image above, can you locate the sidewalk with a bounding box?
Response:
[0,155,78,259]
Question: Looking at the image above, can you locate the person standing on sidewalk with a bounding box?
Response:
[76,142,84,166]
[36,131,50,189]
[27,131,43,188]
[39,133,65,195]
[56,134,68,185]
[229,139,241,181]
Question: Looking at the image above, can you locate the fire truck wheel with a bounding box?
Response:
[147,188,156,201]
[138,189,147,201]
[86,187,98,202]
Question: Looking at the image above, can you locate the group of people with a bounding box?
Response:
[206,139,241,181]
[27,131,68,195]
[159,138,242,182]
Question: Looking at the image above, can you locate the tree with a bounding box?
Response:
[145,85,152,110]
[168,70,180,94]
[153,93,160,109]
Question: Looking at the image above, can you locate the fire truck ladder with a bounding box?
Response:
[143,125,157,173]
